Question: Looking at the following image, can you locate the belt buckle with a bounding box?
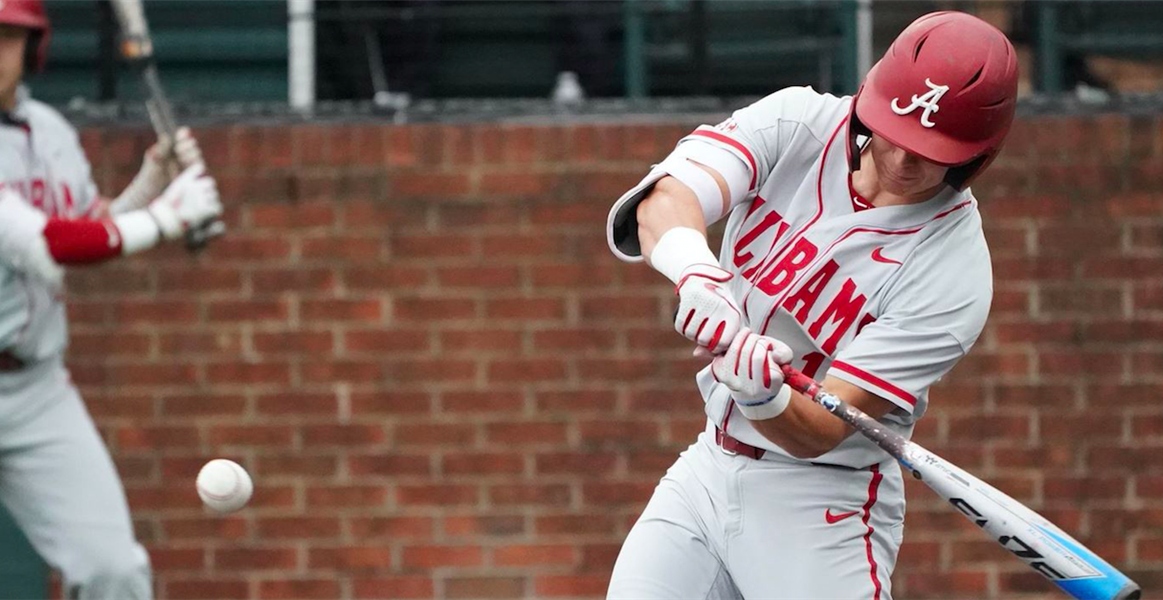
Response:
[715,429,737,456]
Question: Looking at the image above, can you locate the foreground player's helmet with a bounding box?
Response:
[849,11,1019,191]
[0,0,50,72]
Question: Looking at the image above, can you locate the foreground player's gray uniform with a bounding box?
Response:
[0,89,151,599]
[606,86,991,599]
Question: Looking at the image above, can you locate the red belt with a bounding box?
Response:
[0,350,26,372]
[715,427,766,460]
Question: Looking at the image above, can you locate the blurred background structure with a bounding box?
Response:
[28,0,1163,111]
[2,1,1162,599]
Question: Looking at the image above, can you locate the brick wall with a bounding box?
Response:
[67,111,1163,600]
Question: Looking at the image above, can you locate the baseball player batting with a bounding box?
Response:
[0,2,220,598]
[605,12,1015,599]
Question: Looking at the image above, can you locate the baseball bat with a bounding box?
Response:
[109,0,224,252]
[780,366,1141,600]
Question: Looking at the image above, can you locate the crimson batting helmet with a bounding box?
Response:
[0,0,50,72]
[849,11,1019,191]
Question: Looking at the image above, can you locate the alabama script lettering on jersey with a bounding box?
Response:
[688,87,993,468]
[0,88,101,360]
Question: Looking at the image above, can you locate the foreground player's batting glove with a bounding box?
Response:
[147,163,223,242]
[711,327,794,420]
[674,263,743,354]
[110,127,204,215]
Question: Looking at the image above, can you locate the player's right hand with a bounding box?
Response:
[710,327,794,405]
[147,164,223,241]
[674,263,743,354]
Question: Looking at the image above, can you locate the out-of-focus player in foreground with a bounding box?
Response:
[605,12,1017,599]
[0,2,220,598]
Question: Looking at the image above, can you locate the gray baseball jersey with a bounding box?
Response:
[693,86,991,468]
[0,87,100,362]
[606,86,992,600]
[0,86,150,599]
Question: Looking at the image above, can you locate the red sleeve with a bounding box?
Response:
[43,218,123,264]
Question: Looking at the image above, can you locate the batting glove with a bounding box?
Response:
[110,127,204,215]
[148,163,223,241]
[674,263,743,354]
[711,327,795,420]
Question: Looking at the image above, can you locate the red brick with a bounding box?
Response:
[300,298,384,321]
[349,453,431,477]
[253,455,338,478]
[302,424,386,447]
[206,425,294,447]
[534,574,611,598]
[252,330,334,354]
[485,297,566,320]
[306,485,388,508]
[443,515,526,537]
[397,484,479,507]
[350,392,433,415]
[394,296,478,321]
[392,171,472,198]
[349,516,435,540]
[249,201,335,229]
[439,330,523,352]
[205,362,292,386]
[486,422,568,445]
[489,484,571,506]
[352,576,434,600]
[308,546,393,569]
[255,517,341,539]
[162,517,249,541]
[442,391,524,413]
[444,577,525,599]
[443,452,525,476]
[258,579,341,600]
[582,482,656,507]
[255,392,338,416]
[165,578,249,600]
[402,545,483,569]
[487,359,567,383]
[494,544,576,567]
[437,266,522,289]
[212,547,298,570]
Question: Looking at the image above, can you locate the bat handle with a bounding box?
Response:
[780,365,822,401]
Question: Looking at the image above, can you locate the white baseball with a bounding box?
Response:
[196,459,253,514]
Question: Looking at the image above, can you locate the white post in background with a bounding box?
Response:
[288,0,315,111]
[856,0,873,80]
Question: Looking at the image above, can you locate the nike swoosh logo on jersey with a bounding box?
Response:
[825,509,860,524]
[871,247,902,266]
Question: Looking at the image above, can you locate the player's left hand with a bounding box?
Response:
[711,327,794,412]
[674,263,743,354]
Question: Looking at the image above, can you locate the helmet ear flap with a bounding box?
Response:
[23,31,42,73]
[944,155,989,192]
[847,111,872,173]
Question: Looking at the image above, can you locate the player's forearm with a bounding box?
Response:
[747,389,852,458]
[748,376,897,459]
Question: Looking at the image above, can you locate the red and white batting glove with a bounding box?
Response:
[674,263,743,354]
[711,327,795,420]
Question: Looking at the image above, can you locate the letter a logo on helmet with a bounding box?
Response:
[890,78,948,128]
[847,11,1019,191]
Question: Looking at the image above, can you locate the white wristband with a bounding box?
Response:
[735,385,792,421]
[648,227,720,284]
[112,211,161,255]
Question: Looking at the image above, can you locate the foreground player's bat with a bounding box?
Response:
[109,0,224,252]
[780,366,1140,600]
